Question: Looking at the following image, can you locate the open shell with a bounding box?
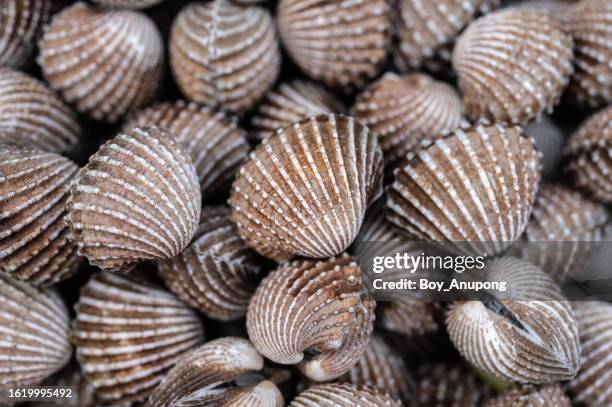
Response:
[485,384,571,407]
[289,383,401,407]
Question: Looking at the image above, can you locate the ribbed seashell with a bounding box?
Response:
[277,0,391,89]
[485,384,571,407]
[565,106,612,203]
[123,101,250,197]
[353,72,463,164]
[91,0,165,9]
[34,363,97,407]
[66,126,201,272]
[446,257,580,383]
[170,0,280,115]
[567,301,612,406]
[289,383,401,407]
[0,68,80,154]
[73,272,205,405]
[525,115,565,179]
[0,144,81,286]
[386,123,541,257]
[567,0,612,109]
[147,337,283,407]
[38,2,164,123]
[0,274,71,388]
[158,206,262,321]
[230,114,384,262]
[250,80,343,141]
[380,298,445,338]
[247,254,376,381]
[453,8,574,125]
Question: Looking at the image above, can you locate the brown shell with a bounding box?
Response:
[0,68,80,154]
[123,101,250,197]
[73,271,205,405]
[525,115,565,179]
[66,126,201,272]
[158,206,262,321]
[485,384,571,407]
[379,298,445,339]
[277,0,391,89]
[91,0,165,9]
[147,337,284,407]
[170,0,280,115]
[34,363,97,407]
[289,383,401,407]
[230,114,384,262]
[38,2,164,123]
[453,8,574,125]
[0,144,81,286]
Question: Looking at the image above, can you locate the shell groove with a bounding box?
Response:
[170,0,280,115]
[124,101,250,197]
[485,384,571,407]
[230,114,384,262]
[289,383,401,407]
[0,144,81,286]
[0,274,71,388]
[91,0,165,9]
[277,0,391,88]
[353,72,463,165]
[147,337,284,407]
[66,126,201,272]
[38,2,164,123]
[158,206,262,321]
[73,272,205,405]
[525,116,565,179]
[386,123,541,257]
[0,68,81,154]
[453,8,574,125]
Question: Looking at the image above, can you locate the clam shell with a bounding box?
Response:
[485,384,571,407]
[66,126,201,272]
[123,101,250,197]
[73,271,205,405]
[230,114,384,262]
[525,115,565,179]
[386,123,541,257]
[0,144,81,286]
[0,68,80,154]
[91,0,165,9]
[147,337,284,407]
[289,383,401,407]
[0,274,71,388]
[453,8,574,125]
[250,80,343,141]
[170,0,280,115]
[158,206,262,321]
[277,0,391,88]
[446,257,580,383]
[38,2,164,123]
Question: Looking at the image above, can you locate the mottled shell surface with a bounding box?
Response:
[453,8,574,125]
[290,383,401,407]
[0,144,81,286]
[148,337,284,407]
[158,206,262,321]
[250,80,343,141]
[485,384,571,407]
[387,124,541,257]
[170,0,280,115]
[38,2,164,123]
[525,116,565,179]
[0,68,80,154]
[353,72,463,164]
[66,126,201,272]
[446,257,580,383]
[123,101,250,197]
[277,0,391,88]
[73,272,205,405]
[0,274,71,388]
[230,114,384,262]
[91,0,165,9]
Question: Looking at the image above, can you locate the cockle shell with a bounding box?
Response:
[0,68,80,154]
[277,0,391,89]
[386,123,541,257]
[123,101,250,197]
[147,337,284,407]
[0,274,71,388]
[73,272,205,405]
[170,0,280,115]
[38,2,164,123]
[66,126,201,272]
[379,298,445,339]
[91,0,165,9]
[567,301,612,406]
[446,257,580,383]
[250,80,343,141]
[453,8,574,125]
[290,383,401,407]
[353,72,463,165]
[525,115,565,179]
[158,206,262,321]
[247,254,375,381]
[230,114,384,262]
[485,384,571,407]
[0,144,81,286]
